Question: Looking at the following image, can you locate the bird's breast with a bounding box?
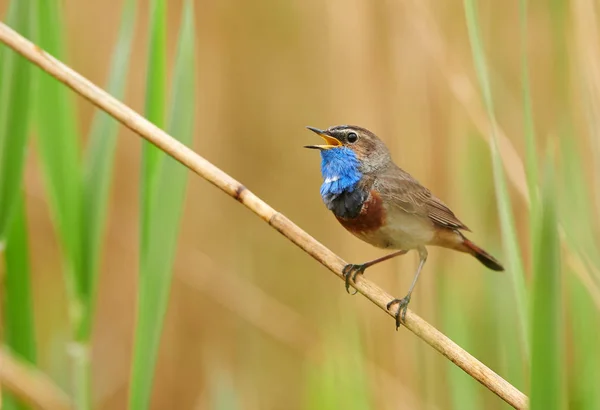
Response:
[335,190,386,238]
[335,189,436,250]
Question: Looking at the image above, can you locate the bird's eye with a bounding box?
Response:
[347,132,358,143]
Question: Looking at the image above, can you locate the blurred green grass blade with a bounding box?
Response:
[441,278,483,410]
[558,137,599,263]
[462,134,525,398]
[35,0,83,318]
[3,195,37,410]
[556,135,600,297]
[548,0,569,101]
[530,158,563,410]
[558,136,600,409]
[519,0,542,277]
[0,0,36,241]
[519,0,538,201]
[209,371,242,410]
[129,2,196,408]
[4,198,36,356]
[140,0,167,260]
[143,0,167,128]
[463,0,529,358]
[567,275,600,410]
[490,276,526,395]
[1,3,38,408]
[303,320,371,410]
[79,0,137,341]
[35,3,88,408]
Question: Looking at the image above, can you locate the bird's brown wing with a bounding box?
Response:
[375,168,471,231]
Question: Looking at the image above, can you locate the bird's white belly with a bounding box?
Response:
[354,206,435,250]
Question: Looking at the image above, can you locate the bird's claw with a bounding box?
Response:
[386,295,411,330]
[342,264,366,295]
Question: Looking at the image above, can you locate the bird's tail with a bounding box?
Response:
[459,234,504,271]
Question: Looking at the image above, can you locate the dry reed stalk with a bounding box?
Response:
[0,347,72,410]
[0,22,528,410]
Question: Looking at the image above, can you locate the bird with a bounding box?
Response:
[304,124,504,329]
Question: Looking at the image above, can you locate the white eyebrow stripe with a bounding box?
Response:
[324,176,340,184]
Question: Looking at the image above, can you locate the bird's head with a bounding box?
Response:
[304,125,391,173]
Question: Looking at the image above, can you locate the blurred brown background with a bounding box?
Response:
[0,0,578,408]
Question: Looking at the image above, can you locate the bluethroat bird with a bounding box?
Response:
[305,125,504,329]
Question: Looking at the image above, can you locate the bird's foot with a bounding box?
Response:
[386,295,411,330]
[342,264,367,295]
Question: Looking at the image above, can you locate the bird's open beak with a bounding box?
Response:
[304,126,342,150]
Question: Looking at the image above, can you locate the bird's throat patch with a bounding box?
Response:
[319,147,362,200]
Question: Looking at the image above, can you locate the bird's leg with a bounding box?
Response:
[387,247,428,330]
[342,249,408,295]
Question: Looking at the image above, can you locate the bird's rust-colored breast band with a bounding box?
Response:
[336,190,386,233]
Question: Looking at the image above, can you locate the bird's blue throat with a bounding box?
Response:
[319,147,362,198]
[319,147,366,218]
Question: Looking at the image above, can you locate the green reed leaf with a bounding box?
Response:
[530,157,563,410]
[209,371,242,410]
[567,275,600,410]
[303,320,371,410]
[34,2,89,407]
[79,0,137,342]
[441,278,484,410]
[129,2,196,408]
[463,0,530,358]
[3,195,36,410]
[519,0,538,202]
[35,0,83,320]
[0,0,35,241]
[140,0,167,261]
[1,4,38,409]
[557,136,600,409]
